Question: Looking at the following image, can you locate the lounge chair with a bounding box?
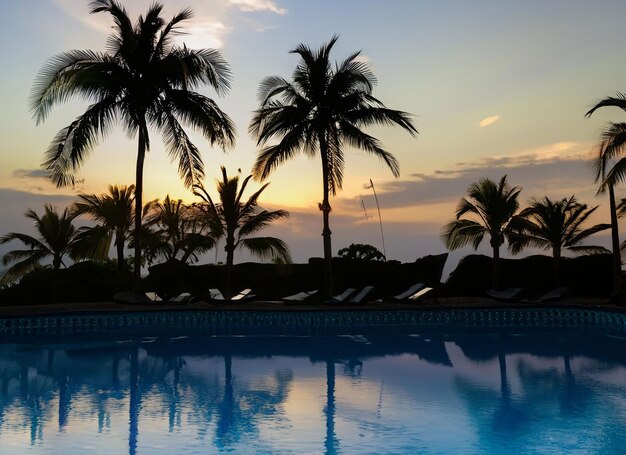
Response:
[406,286,434,302]
[230,288,255,301]
[169,292,191,304]
[283,290,318,302]
[207,288,226,300]
[486,287,524,302]
[393,283,426,301]
[145,292,162,302]
[330,288,357,303]
[349,286,375,304]
[538,287,568,302]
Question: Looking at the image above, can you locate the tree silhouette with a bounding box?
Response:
[337,243,384,261]
[585,104,626,297]
[441,176,527,289]
[249,36,417,297]
[142,195,215,264]
[510,196,609,285]
[0,204,102,285]
[31,0,235,276]
[72,184,135,270]
[194,167,291,297]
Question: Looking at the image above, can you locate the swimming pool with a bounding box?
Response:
[0,308,625,454]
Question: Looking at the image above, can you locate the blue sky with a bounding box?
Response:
[1,0,626,268]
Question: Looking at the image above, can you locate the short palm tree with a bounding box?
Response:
[586,96,626,296]
[194,167,291,297]
[249,36,417,297]
[143,196,215,264]
[441,176,526,289]
[72,184,135,270]
[510,196,610,285]
[0,205,96,285]
[31,0,235,276]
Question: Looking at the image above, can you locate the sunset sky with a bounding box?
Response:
[2,0,626,270]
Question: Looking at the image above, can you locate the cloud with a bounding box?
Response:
[336,141,598,215]
[228,0,287,14]
[12,169,48,179]
[479,115,500,127]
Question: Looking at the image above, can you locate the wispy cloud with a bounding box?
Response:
[12,169,48,179]
[228,0,287,14]
[479,115,500,128]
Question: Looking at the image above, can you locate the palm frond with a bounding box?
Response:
[441,219,486,250]
[238,237,292,263]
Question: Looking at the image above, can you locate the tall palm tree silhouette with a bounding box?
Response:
[194,167,291,297]
[73,184,135,270]
[441,176,526,289]
[510,196,609,285]
[0,204,98,285]
[31,0,235,276]
[585,107,626,297]
[249,36,417,297]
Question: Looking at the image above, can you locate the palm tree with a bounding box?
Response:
[441,176,526,289]
[31,0,235,277]
[585,97,626,297]
[72,184,135,270]
[194,167,291,297]
[143,195,215,264]
[510,196,610,285]
[0,204,97,285]
[249,36,417,297]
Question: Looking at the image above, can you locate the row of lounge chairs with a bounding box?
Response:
[486,286,568,303]
[139,282,436,305]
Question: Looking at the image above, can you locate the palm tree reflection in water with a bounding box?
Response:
[0,331,625,453]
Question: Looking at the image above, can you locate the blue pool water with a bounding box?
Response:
[0,308,625,454]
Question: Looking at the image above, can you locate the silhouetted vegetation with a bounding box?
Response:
[31,0,235,276]
[442,176,527,290]
[510,196,610,285]
[250,36,417,298]
[337,243,385,261]
[193,167,291,297]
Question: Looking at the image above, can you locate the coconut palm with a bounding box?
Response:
[509,196,610,285]
[441,176,527,289]
[194,167,291,297]
[585,115,626,296]
[31,0,235,277]
[72,184,135,270]
[143,195,215,264]
[249,36,417,297]
[0,204,101,285]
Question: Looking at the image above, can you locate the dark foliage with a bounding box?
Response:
[442,253,613,297]
[0,261,135,305]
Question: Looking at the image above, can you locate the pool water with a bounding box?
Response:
[0,310,625,454]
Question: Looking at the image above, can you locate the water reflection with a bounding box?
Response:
[0,331,625,454]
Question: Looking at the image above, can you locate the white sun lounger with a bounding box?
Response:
[394,283,426,300]
[332,288,356,303]
[169,292,191,304]
[231,288,254,301]
[349,286,375,304]
[283,290,318,302]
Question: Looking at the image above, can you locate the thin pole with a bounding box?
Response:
[369,179,387,261]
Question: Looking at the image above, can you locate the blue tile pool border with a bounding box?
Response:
[0,306,624,338]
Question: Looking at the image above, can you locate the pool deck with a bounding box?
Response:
[0,296,620,318]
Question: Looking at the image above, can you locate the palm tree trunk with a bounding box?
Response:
[133,130,146,278]
[116,230,125,271]
[319,133,333,299]
[609,185,622,299]
[225,235,235,299]
[492,244,500,290]
[553,246,561,286]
